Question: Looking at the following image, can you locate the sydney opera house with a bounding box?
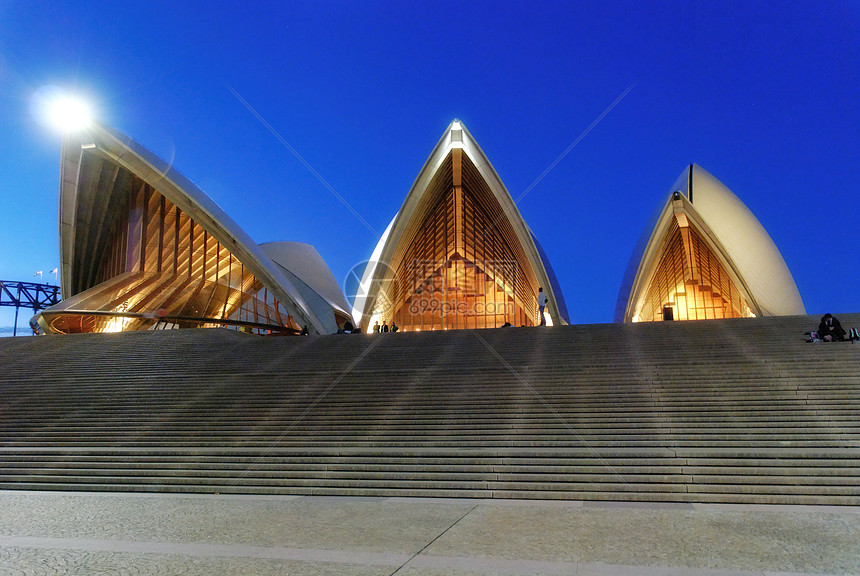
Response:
[32,121,804,335]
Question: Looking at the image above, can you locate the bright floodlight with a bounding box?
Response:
[48,96,92,132]
[31,86,94,133]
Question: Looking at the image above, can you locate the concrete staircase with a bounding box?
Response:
[1,314,859,504]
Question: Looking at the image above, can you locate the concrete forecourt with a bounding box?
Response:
[1,491,859,575]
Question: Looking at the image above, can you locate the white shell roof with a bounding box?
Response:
[353,120,569,327]
[57,122,337,334]
[260,241,352,333]
[616,164,805,322]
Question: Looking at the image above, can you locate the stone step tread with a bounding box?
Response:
[5,467,859,486]
[1,382,849,393]
[4,451,860,465]
[4,421,859,432]
[5,425,858,434]
[1,475,858,497]
[0,392,846,411]
[4,440,860,450]
[5,411,860,425]
[7,461,860,479]
[4,445,860,457]
[1,482,856,506]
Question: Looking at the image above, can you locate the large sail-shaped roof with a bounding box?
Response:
[352,120,568,331]
[35,122,344,335]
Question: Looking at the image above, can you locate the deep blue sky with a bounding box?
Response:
[1,0,857,332]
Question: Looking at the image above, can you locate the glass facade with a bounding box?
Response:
[39,155,298,335]
[370,149,540,331]
[637,217,753,322]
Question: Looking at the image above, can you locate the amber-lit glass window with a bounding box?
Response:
[45,163,297,334]
[638,218,753,322]
[373,150,539,331]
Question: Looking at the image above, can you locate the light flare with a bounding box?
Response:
[31,86,93,133]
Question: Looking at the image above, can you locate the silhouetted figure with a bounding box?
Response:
[818,313,846,342]
[373,321,380,333]
[538,287,548,326]
[390,322,399,333]
[381,321,389,333]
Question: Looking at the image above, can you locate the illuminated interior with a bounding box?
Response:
[635,216,754,322]
[37,149,298,335]
[365,148,541,331]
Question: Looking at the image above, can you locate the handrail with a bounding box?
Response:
[37,308,297,335]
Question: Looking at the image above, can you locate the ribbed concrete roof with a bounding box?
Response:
[48,122,341,334]
[353,120,569,328]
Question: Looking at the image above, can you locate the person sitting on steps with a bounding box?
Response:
[818,313,846,342]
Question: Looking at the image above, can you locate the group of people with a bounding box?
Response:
[334,319,399,334]
[372,320,398,333]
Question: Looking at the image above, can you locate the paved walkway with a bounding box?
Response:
[0,491,858,575]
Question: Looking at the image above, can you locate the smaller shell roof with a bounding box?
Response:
[679,164,804,317]
[615,164,805,322]
[260,241,352,333]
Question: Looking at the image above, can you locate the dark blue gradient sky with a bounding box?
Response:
[1,0,857,330]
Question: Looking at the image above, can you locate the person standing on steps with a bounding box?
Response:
[538,287,548,326]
